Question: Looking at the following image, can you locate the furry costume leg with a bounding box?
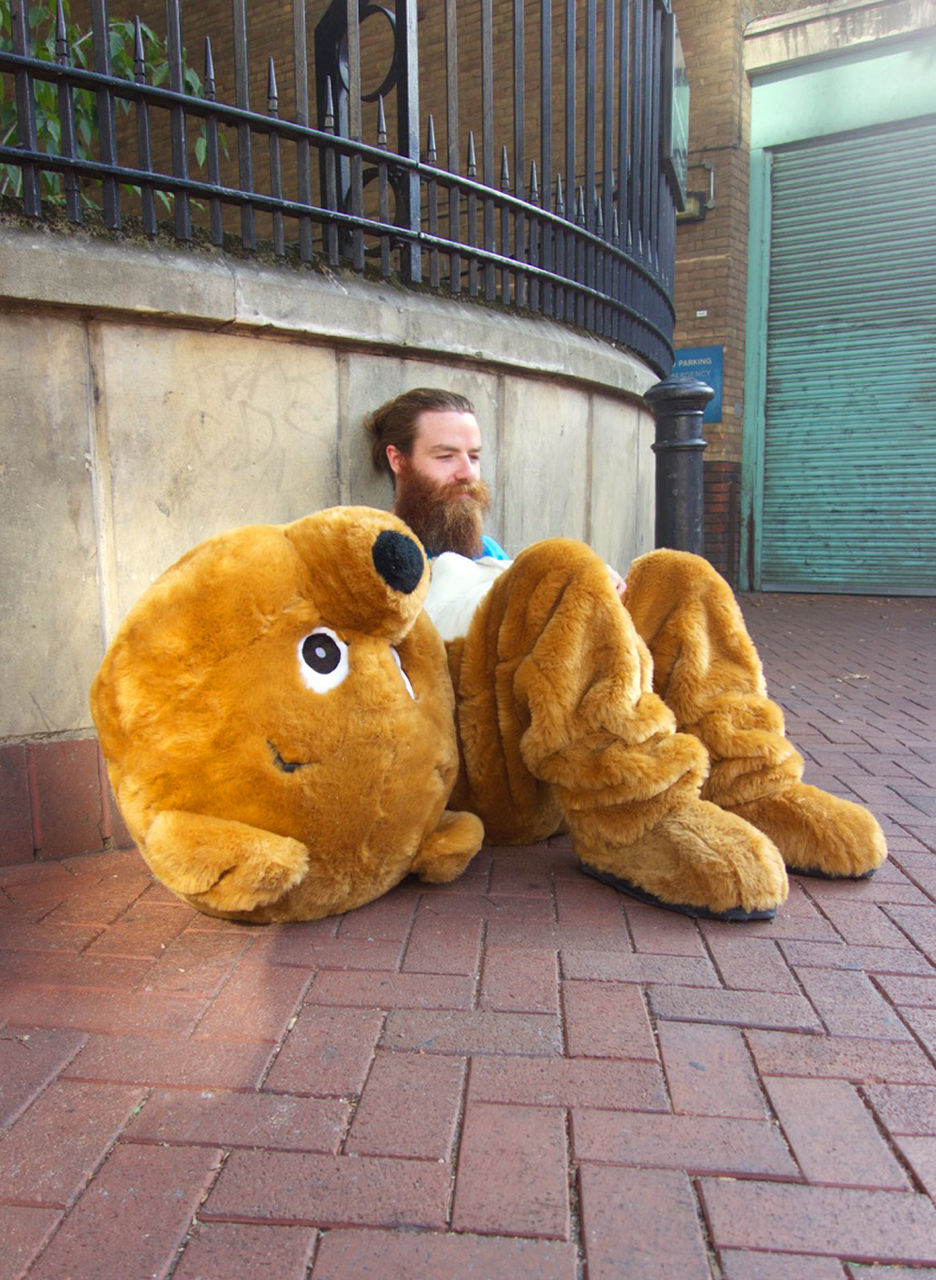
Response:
[624,550,887,879]
[448,540,788,919]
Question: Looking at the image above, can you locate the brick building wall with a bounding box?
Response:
[668,0,749,582]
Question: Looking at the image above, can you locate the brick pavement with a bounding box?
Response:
[1,592,934,1279]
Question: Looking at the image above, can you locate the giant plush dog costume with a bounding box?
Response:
[91,506,886,923]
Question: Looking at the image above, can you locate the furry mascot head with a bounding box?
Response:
[91,507,483,923]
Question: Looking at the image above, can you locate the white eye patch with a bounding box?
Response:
[297,628,349,693]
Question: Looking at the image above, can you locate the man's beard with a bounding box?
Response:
[393,464,492,559]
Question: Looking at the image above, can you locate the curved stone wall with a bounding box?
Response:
[0,221,656,856]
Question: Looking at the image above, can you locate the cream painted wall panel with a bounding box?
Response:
[499,380,590,554]
[0,315,100,736]
[589,397,655,571]
[97,325,339,628]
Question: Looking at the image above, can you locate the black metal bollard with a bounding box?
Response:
[644,375,714,556]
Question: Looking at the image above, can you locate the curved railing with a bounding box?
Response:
[0,0,686,374]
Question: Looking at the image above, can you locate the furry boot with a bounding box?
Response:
[448,540,788,919]
[624,550,887,879]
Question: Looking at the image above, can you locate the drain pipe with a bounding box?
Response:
[644,375,714,556]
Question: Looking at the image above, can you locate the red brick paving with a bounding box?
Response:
[1,592,934,1278]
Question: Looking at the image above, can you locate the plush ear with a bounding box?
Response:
[284,506,430,641]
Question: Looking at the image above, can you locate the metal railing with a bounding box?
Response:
[0,0,686,374]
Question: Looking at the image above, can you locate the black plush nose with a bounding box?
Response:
[372,529,424,594]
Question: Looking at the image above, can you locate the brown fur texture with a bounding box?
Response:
[93,515,885,926]
[625,550,887,878]
[450,541,789,917]
[91,507,483,922]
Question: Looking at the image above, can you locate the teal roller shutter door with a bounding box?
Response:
[761,118,936,595]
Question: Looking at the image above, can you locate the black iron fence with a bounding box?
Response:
[0,0,686,374]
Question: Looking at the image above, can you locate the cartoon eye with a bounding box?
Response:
[391,647,415,699]
[297,628,349,693]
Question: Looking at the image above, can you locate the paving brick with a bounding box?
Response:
[0,1026,86,1127]
[563,980,657,1059]
[728,904,840,943]
[892,1136,936,1200]
[0,1206,62,1280]
[345,1051,466,1159]
[309,968,474,1011]
[127,1087,349,1152]
[703,934,799,994]
[747,1030,936,1085]
[0,948,152,989]
[409,892,555,926]
[779,940,933,977]
[700,1180,936,1264]
[451,1101,569,1239]
[560,947,718,986]
[572,1108,795,1176]
[0,984,205,1035]
[202,1150,450,1229]
[28,1141,224,1280]
[650,985,821,1032]
[0,920,105,954]
[719,1250,847,1279]
[0,1080,146,1207]
[311,1228,580,1279]
[486,920,631,951]
[257,928,403,972]
[899,1007,936,1056]
[554,871,631,927]
[63,1033,277,1090]
[382,1008,562,1056]
[578,1165,711,1279]
[173,1222,316,1280]
[488,847,555,898]
[43,871,152,925]
[193,961,312,1040]
[864,1084,936,1135]
[402,913,484,975]
[624,902,708,956]
[658,1021,768,1118]
[480,944,560,1013]
[884,906,936,953]
[874,975,936,1008]
[263,1005,384,1096]
[764,1076,909,1189]
[849,1267,936,1280]
[813,901,914,949]
[468,1053,668,1111]
[794,969,914,1041]
[335,888,420,939]
[83,902,191,958]
[143,931,253,996]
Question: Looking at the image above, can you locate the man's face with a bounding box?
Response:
[387,409,483,491]
[388,410,490,558]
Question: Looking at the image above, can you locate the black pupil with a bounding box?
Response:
[303,633,341,674]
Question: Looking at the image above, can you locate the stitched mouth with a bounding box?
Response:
[268,740,312,773]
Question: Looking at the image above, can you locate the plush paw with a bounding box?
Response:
[576,797,788,921]
[143,810,310,912]
[727,784,887,880]
[411,809,485,884]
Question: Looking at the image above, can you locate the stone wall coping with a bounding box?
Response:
[744,0,936,70]
[0,222,656,401]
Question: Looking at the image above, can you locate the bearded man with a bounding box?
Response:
[363,387,886,920]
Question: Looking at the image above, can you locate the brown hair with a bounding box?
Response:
[364,387,475,478]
